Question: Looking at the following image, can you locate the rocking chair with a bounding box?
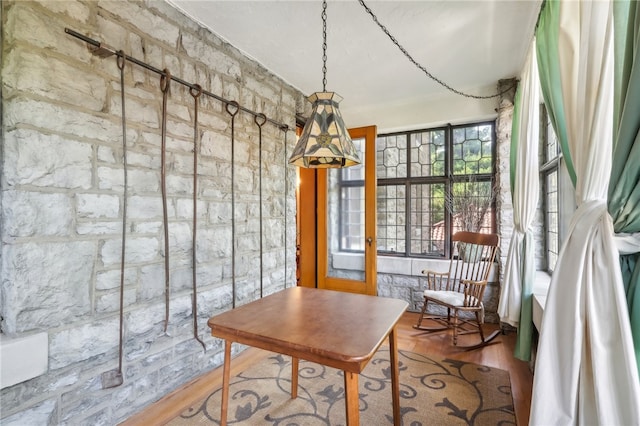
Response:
[414,231,500,350]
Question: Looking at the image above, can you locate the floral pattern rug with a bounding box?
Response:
[169,348,515,425]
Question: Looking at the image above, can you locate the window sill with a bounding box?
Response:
[532,271,552,332]
[332,252,498,281]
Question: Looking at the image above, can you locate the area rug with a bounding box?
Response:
[168,348,515,425]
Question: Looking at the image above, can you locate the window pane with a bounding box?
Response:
[410,130,445,177]
[546,170,559,271]
[341,137,365,181]
[377,185,406,254]
[450,179,494,233]
[340,186,365,251]
[373,121,496,258]
[452,124,493,175]
[377,134,407,179]
[546,115,559,162]
[410,183,445,256]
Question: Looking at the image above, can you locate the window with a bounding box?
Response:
[375,122,496,258]
[337,137,365,251]
[540,106,560,272]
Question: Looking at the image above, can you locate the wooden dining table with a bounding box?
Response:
[208,286,409,425]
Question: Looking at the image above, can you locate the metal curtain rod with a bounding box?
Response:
[65,28,291,131]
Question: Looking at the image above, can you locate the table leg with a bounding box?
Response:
[291,357,299,398]
[220,340,232,426]
[389,327,401,426]
[344,371,360,425]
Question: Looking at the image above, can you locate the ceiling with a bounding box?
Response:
[167,0,541,133]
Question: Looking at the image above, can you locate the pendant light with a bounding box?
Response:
[288,0,360,168]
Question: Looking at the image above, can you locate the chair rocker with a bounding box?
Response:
[414,231,501,350]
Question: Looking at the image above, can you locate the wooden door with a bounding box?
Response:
[316,126,377,295]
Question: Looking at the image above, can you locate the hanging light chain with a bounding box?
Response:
[358,0,515,100]
[321,0,328,92]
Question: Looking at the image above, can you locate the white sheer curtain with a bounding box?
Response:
[530,1,640,424]
[498,41,539,361]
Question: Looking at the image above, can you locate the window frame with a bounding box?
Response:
[539,105,561,273]
[367,121,497,259]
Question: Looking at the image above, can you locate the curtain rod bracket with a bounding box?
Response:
[89,44,116,58]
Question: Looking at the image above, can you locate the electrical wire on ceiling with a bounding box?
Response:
[358,0,517,100]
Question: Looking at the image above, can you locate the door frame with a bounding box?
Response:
[316,125,377,295]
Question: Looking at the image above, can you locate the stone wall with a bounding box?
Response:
[1,1,300,424]
[495,79,516,283]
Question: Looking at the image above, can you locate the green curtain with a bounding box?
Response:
[507,80,536,362]
[610,0,640,375]
[535,0,576,186]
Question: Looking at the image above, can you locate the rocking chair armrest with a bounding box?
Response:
[421,269,449,291]
[460,279,487,307]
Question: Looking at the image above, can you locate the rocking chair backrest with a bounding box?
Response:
[446,231,499,294]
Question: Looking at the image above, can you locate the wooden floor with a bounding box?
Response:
[122,311,533,425]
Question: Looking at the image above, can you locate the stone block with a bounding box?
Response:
[128,195,167,219]
[1,242,94,333]
[199,285,233,314]
[110,381,135,417]
[201,129,231,159]
[194,263,224,288]
[0,398,57,426]
[173,153,195,176]
[75,407,111,426]
[170,266,193,292]
[96,287,137,314]
[101,236,158,267]
[59,372,103,407]
[4,50,106,112]
[2,129,92,189]
[133,221,162,234]
[49,319,118,370]
[169,221,193,255]
[184,35,242,81]
[167,175,193,195]
[111,96,159,130]
[99,1,180,48]
[2,190,73,237]
[166,119,194,140]
[98,146,116,164]
[6,3,89,57]
[199,111,228,133]
[264,219,284,249]
[96,268,137,291]
[128,169,160,193]
[60,392,105,423]
[197,228,232,259]
[127,151,159,169]
[98,166,124,191]
[392,275,420,288]
[237,234,259,252]
[4,98,122,143]
[77,194,120,219]
[139,264,165,302]
[76,221,122,236]
[126,303,166,336]
[175,198,196,220]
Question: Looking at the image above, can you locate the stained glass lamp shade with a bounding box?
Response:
[289,92,360,168]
